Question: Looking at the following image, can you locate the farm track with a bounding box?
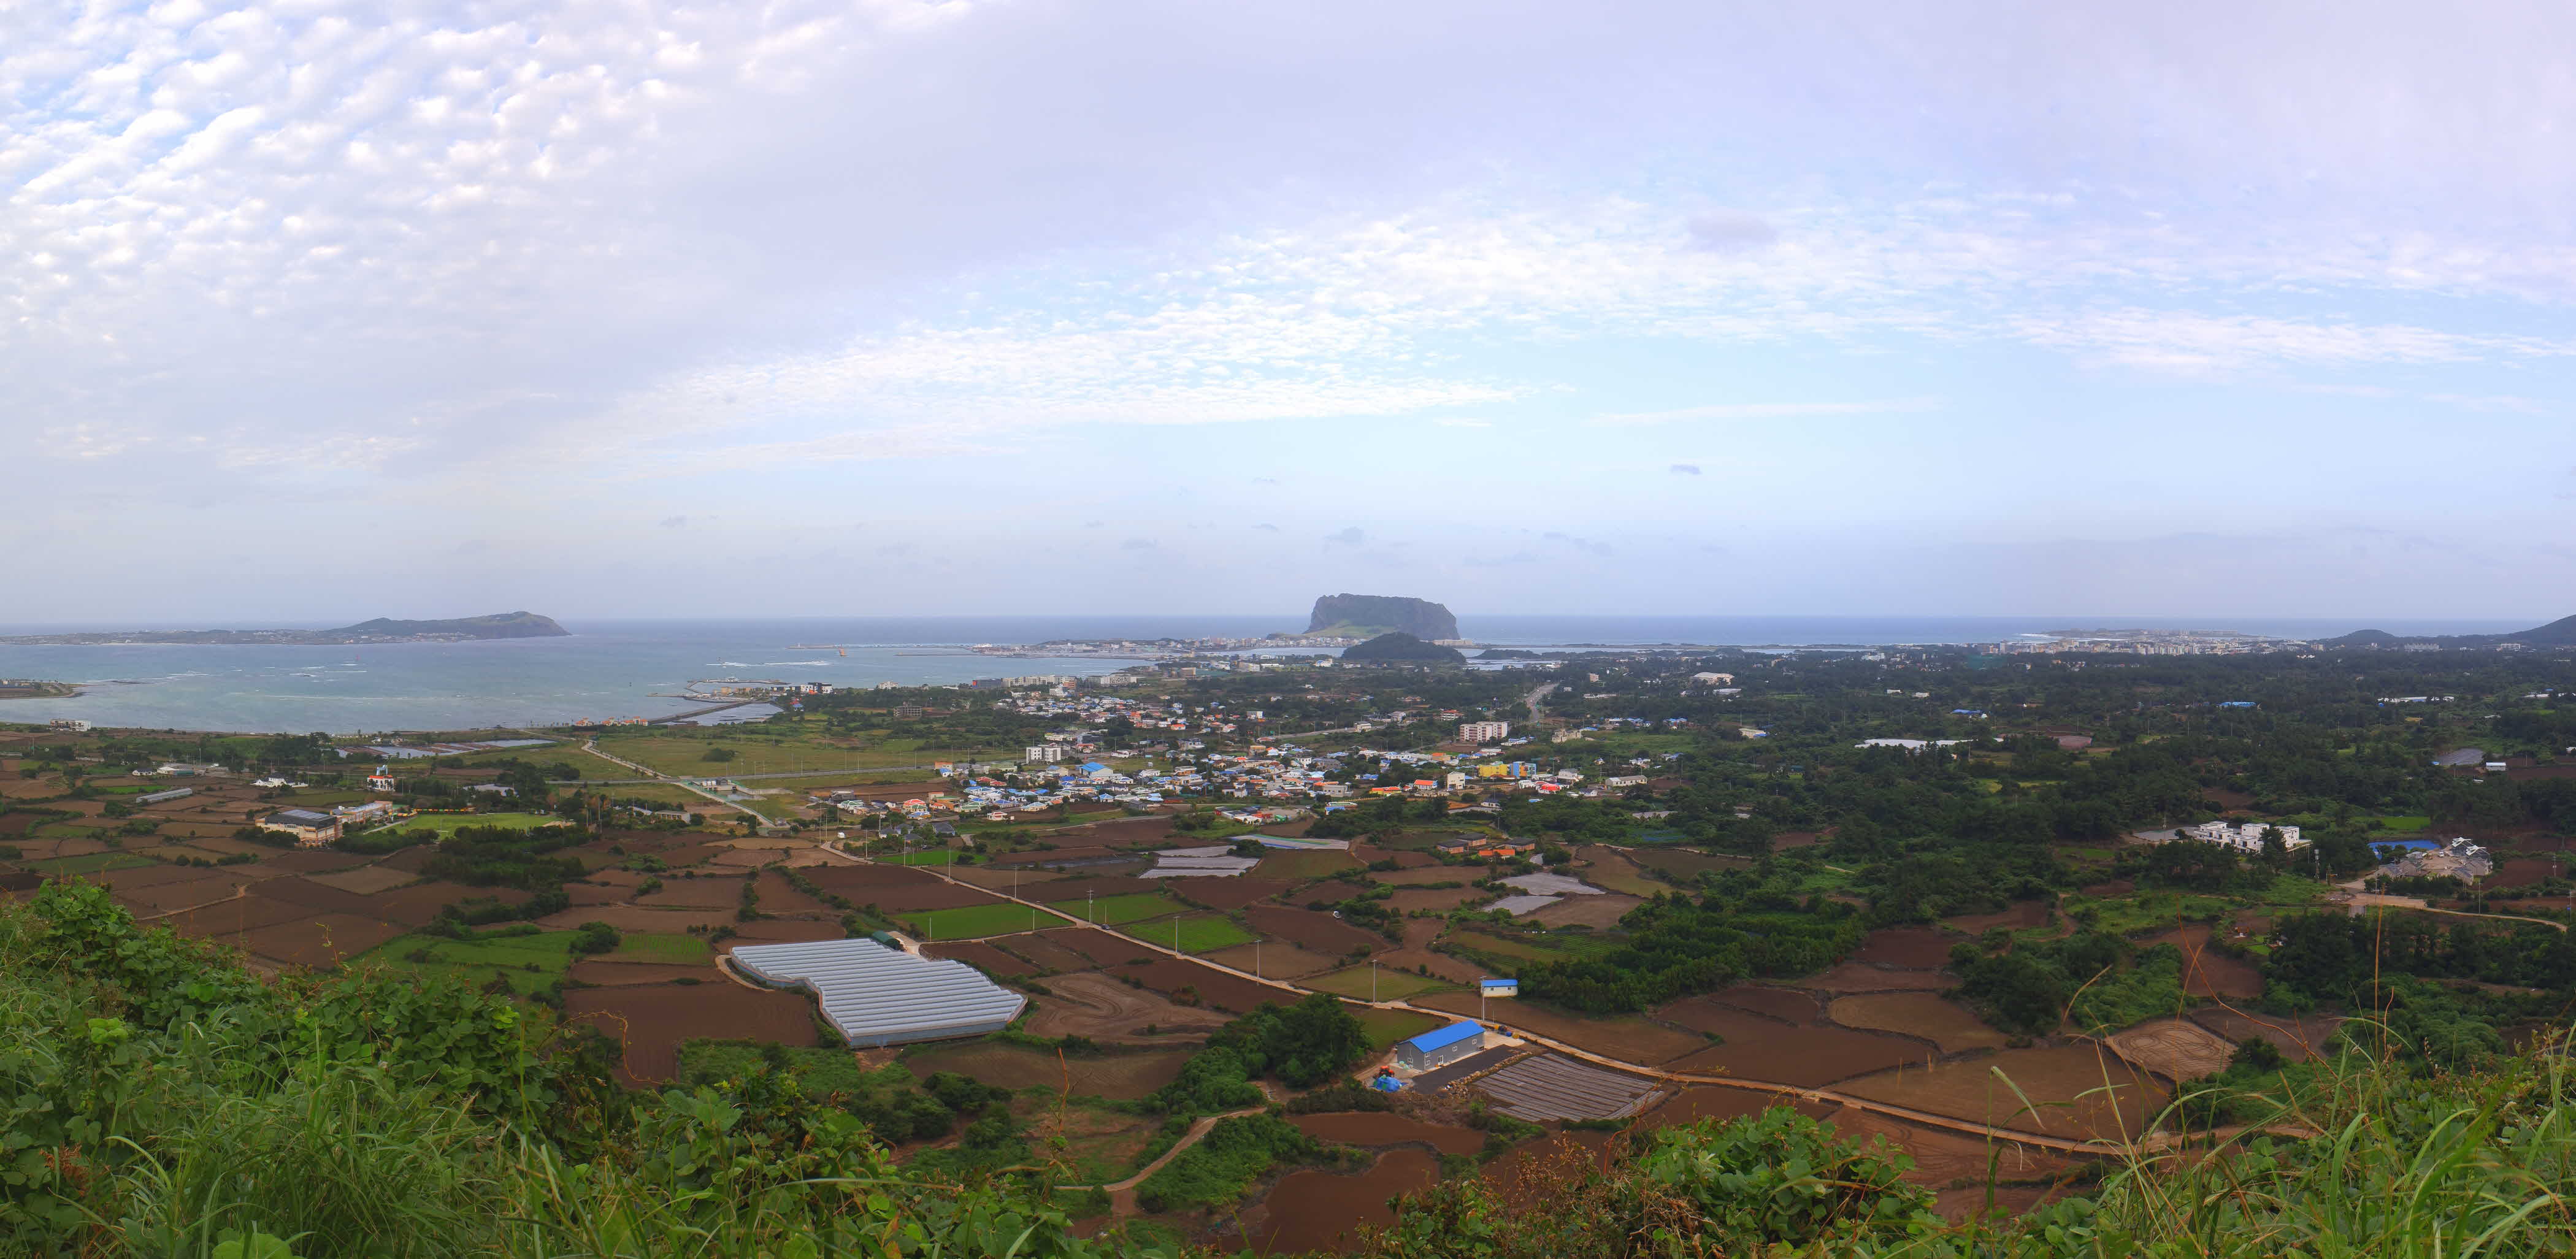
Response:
[892,854,2150,1157]
[1064,1082,1283,1208]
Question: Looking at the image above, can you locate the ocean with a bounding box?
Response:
[0,614,2532,735]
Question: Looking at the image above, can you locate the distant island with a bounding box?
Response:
[1340,631,1467,664]
[2328,613,2576,650]
[1306,594,1459,640]
[0,611,571,647]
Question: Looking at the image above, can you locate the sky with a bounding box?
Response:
[9,0,2576,624]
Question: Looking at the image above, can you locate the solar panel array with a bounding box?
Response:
[729,938,1027,1047]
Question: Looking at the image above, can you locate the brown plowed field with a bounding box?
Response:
[240,914,408,968]
[2140,924,2263,1000]
[1800,962,1961,993]
[1036,927,1143,968]
[727,918,848,943]
[1413,991,1707,1064]
[1110,957,1292,1016]
[1853,927,1957,968]
[1030,875,1160,901]
[116,875,245,914]
[848,882,1006,913]
[1199,940,1345,979]
[1836,1044,2169,1142]
[564,882,629,906]
[2188,1009,2344,1062]
[1662,1017,1928,1087]
[1291,879,1376,906]
[634,876,748,909]
[251,876,384,917]
[1002,933,1097,973]
[906,1041,1195,1099]
[94,863,218,891]
[1386,886,1489,913]
[1290,1112,1482,1154]
[303,865,418,895]
[948,865,1066,892]
[1248,1150,1439,1255]
[162,895,310,937]
[371,881,529,928]
[1367,867,1479,887]
[1573,848,1666,897]
[248,850,372,874]
[1635,1088,1833,1133]
[564,982,820,1085]
[1244,905,1380,955]
[1706,984,1823,1024]
[748,870,834,914]
[1829,994,2007,1054]
[1527,894,1641,929]
[1170,878,1295,910]
[1944,901,2055,934]
[801,863,938,893]
[567,961,717,986]
[2105,1017,2234,1081]
[2488,857,2559,888]
[1019,971,1231,1043]
[924,940,1038,978]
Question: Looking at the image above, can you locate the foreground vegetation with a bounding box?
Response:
[6,875,2574,1257]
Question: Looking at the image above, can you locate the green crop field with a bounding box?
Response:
[1346,1005,1446,1050]
[374,811,563,837]
[1252,850,1359,881]
[355,930,586,995]
[899,901,1072,940]
[31,851,158,876]
[613,933,713,965]
[1157,913,1254,954]
[1303,965,1454,1003]
[1048,892,1180,926]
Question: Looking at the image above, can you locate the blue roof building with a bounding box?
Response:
[1395,1019,1487,1071]
[1479,978,1519,996]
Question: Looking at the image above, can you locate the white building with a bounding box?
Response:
[2182,821,2307,853]
[1458,720,1511,743]
[1023,744,1067,763]
[1690,672,1735,685]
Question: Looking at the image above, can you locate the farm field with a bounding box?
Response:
[1197,939,1344,979]
[1347,1005,1445,1050]
[1244,1149,1440,1255]
[1301,964,1454,1003]
[374,811,563,836]
[1836,1043,2170,1142]
[1018,970,1231,1044]
[31,851,158,876]
[1289,1112,1482,1154]
[1414,991,1706,1063]
[1658,1003,1930,1086]
[356,929,587,995]
[906,1042,1197,1100]
[562,982,821,1085]
[1161,913,1255,953]
[1827,993,2009,1054]
[1046,891,1183,926]
[1252,850,1360,881]
[897,901,1073,940]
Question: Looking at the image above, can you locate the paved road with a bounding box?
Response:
[883,851,2142,1158]
[1525,681,1557,722]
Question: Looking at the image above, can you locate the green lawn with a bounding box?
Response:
[1049,892,1181,926]
[1303,965,1454,1003]
[1346,1005,1446,1050]
[355,930,586,995]
[899,901,1073,940]
[376,811,563,836]
[31,851,158,876]
[2374,815,2433,833]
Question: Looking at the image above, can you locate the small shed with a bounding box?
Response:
[1480,978,1519,998]
[1396,1020,1487,1071]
